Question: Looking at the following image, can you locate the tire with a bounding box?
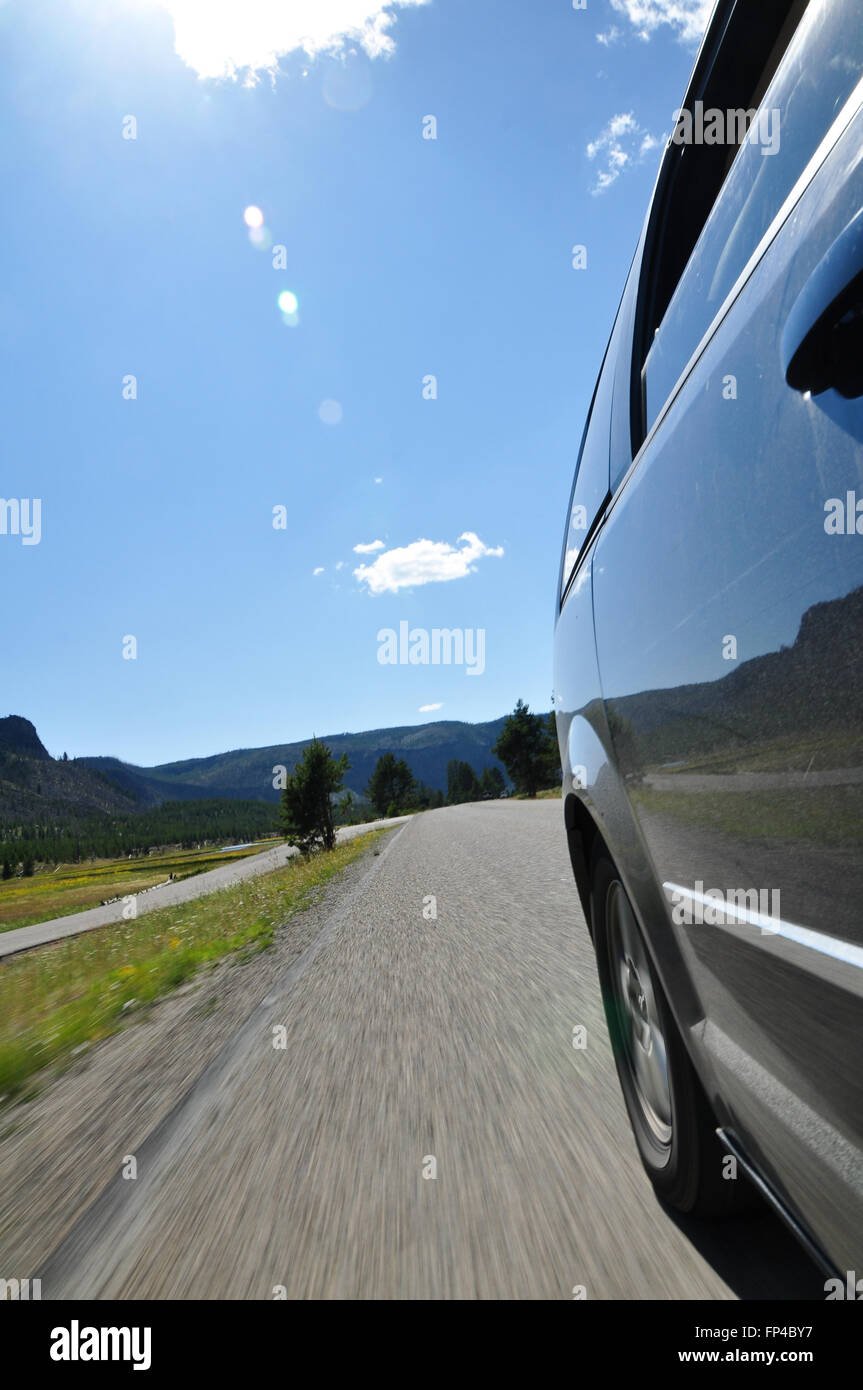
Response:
[590,842,741,1216]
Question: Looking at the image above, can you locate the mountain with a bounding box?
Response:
[0,713,519,825]
[0,715,51,761]
[606,584,863,769]
[0,718,139,823]
[133,717,515,803]
[75,757,215,806]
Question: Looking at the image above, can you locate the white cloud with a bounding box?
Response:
[374,477,383,484]
[586,111,661,194]
[335,560,345,570]
[353,539,386,553]
[608,0,712,45]
[313,566,324,575]
[157,0,430,82]
[419,703,443,712]
[354,531,504,595]
[597,26,621,45]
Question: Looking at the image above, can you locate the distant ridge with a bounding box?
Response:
[0,715,51,762]
[80,716,519,804]
[0,712,523,822]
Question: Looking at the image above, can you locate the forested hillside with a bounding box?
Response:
[0,712,519,868]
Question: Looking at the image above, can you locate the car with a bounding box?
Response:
[554,0,863,1281]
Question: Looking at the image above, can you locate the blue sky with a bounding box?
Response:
[2,0,708,766]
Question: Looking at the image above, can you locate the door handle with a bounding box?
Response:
[782,206,863,399]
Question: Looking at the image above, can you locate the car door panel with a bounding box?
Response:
[592,102,863,1271]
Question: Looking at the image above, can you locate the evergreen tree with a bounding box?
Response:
[410,780,445,811]
[446,759,481,804]
[492,700,548,798]
[1,857,12,880]
[540,713,562,789]
[367,754,416,816]
[480,765,506,798]
[280,739,349,853]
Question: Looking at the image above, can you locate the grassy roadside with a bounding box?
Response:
[0,829,385,1104]
[630,784,863,848]
[0,839,283,934]
[647,729,863,778]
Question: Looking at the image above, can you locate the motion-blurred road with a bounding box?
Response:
[19,803,822,1298]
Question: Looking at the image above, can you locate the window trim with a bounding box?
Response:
[559,487,610,611]
[631,0,815,454]
[557,367,603,610]
[629,0,738,458]
[640,0,824,439]
[558,331,618,611]
[600,67,861,553]
[614,72,863,531]
[625,70,861,469]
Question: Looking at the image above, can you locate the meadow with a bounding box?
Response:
[0,828,384,1102]
[0,839,282,932]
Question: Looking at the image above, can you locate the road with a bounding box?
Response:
[1,802,821,1299]
[0,816,408,959]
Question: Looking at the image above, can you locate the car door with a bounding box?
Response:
[592,0,863,1270]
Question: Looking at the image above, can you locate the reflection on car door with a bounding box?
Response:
[593,95,863,1267]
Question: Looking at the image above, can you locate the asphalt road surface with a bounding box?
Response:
[17,802,822,1299]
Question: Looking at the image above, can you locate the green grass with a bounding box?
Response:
[512,787,561,800]
[650,729,863,778]
[0,829,384,1103]
[631,784,863,849]
[0,839,283,933]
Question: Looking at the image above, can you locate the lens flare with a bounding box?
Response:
[322,61,373,112]
[278,290,298,315]
[244,205,264,228]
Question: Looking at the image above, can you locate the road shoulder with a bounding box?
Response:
[0,825,403,1278]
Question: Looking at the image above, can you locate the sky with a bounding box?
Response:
[1,0,710,766]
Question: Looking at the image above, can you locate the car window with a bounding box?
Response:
[560,354,612,600]
[643,0,863,434]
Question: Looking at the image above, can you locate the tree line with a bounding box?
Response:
[1,702,562,872]
[281,701,561,853]
[0,798,282,876]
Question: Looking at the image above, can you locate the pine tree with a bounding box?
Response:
[480,765,506,798]
[367,754,416,816]
[446,760,481,804]
[492,700,547,798]
[280,739,350,853]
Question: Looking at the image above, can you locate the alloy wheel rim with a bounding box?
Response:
[607,880,673,1151]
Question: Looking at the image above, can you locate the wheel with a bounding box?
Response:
[590,843,740,1215]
